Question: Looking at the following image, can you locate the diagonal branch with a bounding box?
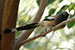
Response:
[16,18,75,47]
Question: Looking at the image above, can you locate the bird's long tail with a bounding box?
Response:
[4,23,39,34]
[17,23,39,30]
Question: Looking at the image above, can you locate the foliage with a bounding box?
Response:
[67,15,75,28]
[36,0,56,6]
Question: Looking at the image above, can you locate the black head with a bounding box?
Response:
[61,12,69,18]
[56,12,69,24]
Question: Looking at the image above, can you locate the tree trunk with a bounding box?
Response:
[1,0,20,50]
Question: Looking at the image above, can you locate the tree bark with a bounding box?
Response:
[1,0,20,50]
[0,0,5,50]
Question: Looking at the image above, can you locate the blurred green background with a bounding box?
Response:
[16,0,75,50]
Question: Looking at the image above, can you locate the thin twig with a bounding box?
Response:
[17,18,75,47]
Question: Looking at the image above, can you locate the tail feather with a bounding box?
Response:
[16,23,39,31]
[4,23,39,34]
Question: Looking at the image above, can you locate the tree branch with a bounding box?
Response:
[16,18,75,47]
[16,0,48,44]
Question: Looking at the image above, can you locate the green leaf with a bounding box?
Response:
[67,16,75,28]
[47,0,55,6]
[73,6,75,14]
[73,5,75,10]
[48,8,56,16]
[57,5,69,15]
[36,0,40,6]
[45,8,56,18]
[59,0,63,2]
[68,3,75,11]
[36,0,55,6]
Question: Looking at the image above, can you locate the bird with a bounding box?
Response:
[4,12,69,34]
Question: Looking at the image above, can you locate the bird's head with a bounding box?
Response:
[61,12,69,19]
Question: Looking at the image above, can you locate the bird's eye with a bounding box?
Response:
[62,12,68,17]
